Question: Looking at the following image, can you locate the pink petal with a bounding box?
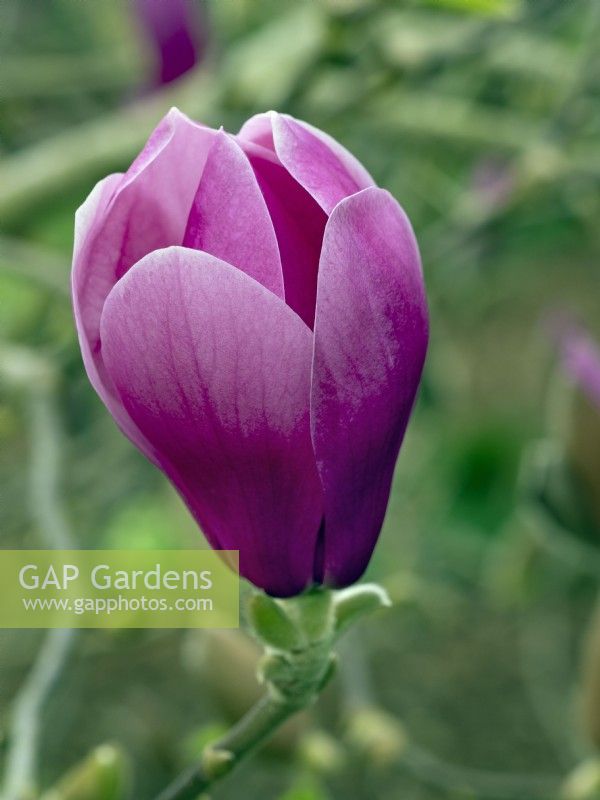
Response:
[183,129,283,298]
[75,108,214,364]
[72,108,214,459]
[72,171,159,462]
[238,112,276,151]
[311,188,428,587]
[272,113,374,214]
[100,246,323,597]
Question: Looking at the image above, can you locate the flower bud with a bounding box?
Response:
[562,758,600,800]
[297,730,346,775]
[345,706,408,767]
[40,744,129,800]
[72,108,428,597]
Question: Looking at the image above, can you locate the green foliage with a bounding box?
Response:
[0,275,43,339]
[248,594,302,651]
[102,493,185,550]
[278,774,331,800]
[222,5,326,108]
[424,0,522,17]
[333,584,391,635]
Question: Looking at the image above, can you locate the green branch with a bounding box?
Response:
[156,694,303,800]
[0,71,220,227]
[0,348,76,800]
[154,585,390,800]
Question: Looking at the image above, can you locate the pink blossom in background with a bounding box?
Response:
[133,0,209,86]
[72,109,428,596]
[555,322,600,410]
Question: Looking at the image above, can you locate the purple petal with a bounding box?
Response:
[311,188,428,587]
[238,113,376,327]
[72,108,214,457]
[100,247,323,597]
[272,113,374,214]
[244,148,326,328]
[183,129,284,298]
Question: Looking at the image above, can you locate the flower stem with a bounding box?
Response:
[155,693,304,800]
[154,584,390,800]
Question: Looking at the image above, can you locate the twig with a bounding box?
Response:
[337,601,565,800]
[26,387,74,551]
[0,351,76,800]
[1,50,140,98]
[154,693,305,800]
[2,629,74,800]
[403,742,562,800]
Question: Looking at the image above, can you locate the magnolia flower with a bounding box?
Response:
[72,109,428,597]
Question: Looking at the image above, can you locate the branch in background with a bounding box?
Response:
[337,611,564,800]
[546,0,600,142]
[404,742,562,800]
[0,71,220,227]
[26,383,74,551]
[0,236,70,298]
[0,50,141,99]
[0,347,76,800]
[365,91,600,178]
[2,629,74,800]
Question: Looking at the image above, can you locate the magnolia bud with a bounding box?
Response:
[297,730,346,775]
[562,758,600,800]
[40,744,129,800]
[345,706,408,767]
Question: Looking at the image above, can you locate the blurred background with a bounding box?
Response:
[1,0,600,798]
